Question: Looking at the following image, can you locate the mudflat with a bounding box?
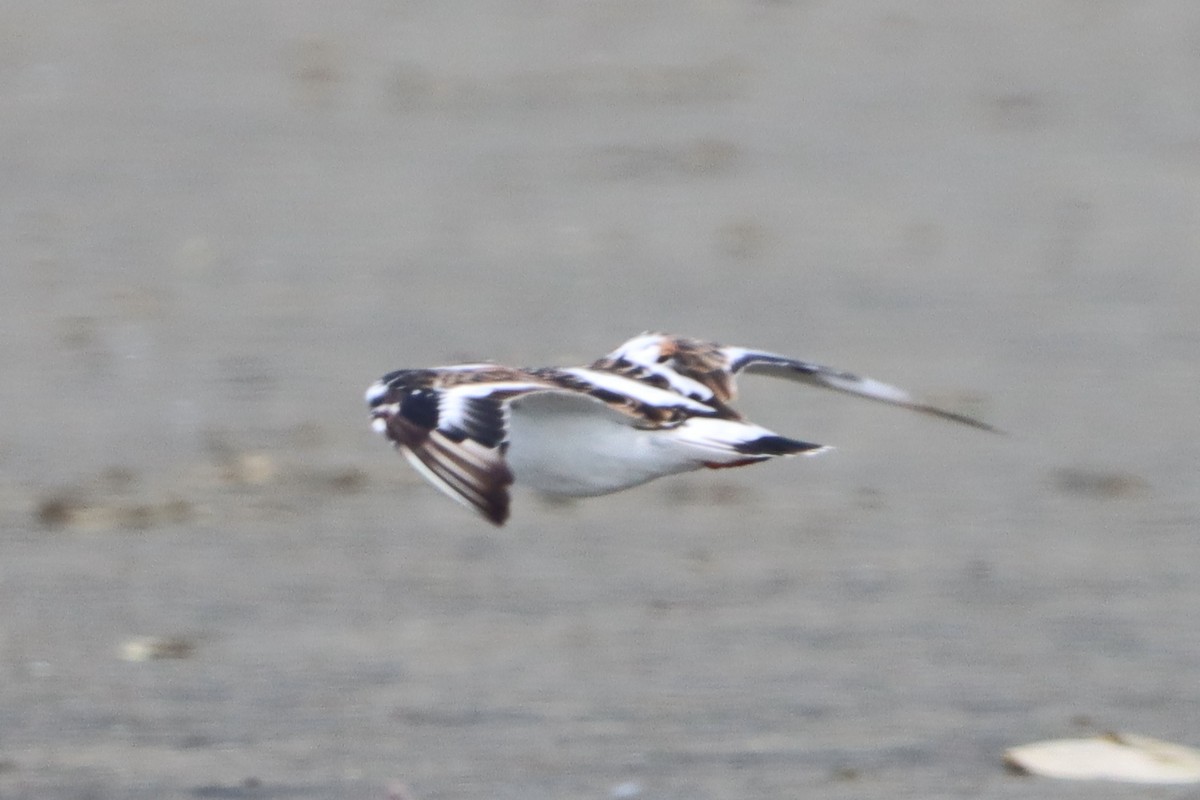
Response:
[2,4,1198,798]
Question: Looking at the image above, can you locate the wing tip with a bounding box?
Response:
[398,437,515,526]
[913,404,1005,435]
[482,502,509,526]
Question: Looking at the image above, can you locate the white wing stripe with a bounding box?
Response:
[401,447,481,513]
[562,368,715,413]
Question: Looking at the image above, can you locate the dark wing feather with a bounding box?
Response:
[381,411,514,525]
[440,395,508,448]
[726,349,999,433]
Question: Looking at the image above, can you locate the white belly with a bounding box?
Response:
[505,394,697,496]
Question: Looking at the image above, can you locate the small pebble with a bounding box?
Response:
[119,636,196,662]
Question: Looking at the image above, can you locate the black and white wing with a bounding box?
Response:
[367,372,550,525]
[598,332,997,431]
[723,347,999,432]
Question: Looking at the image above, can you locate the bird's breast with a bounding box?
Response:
[505,400,695,497]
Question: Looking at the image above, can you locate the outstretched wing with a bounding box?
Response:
[724,347,999,432]
[597,333,997,431]
[368,375,552,525]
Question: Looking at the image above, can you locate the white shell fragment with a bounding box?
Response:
[1004,732,1200,784]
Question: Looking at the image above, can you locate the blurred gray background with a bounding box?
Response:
[2,2,1199,798]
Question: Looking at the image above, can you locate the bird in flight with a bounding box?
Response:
[366,332,995,525]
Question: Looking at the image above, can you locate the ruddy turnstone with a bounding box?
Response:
[366,333,994,525]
